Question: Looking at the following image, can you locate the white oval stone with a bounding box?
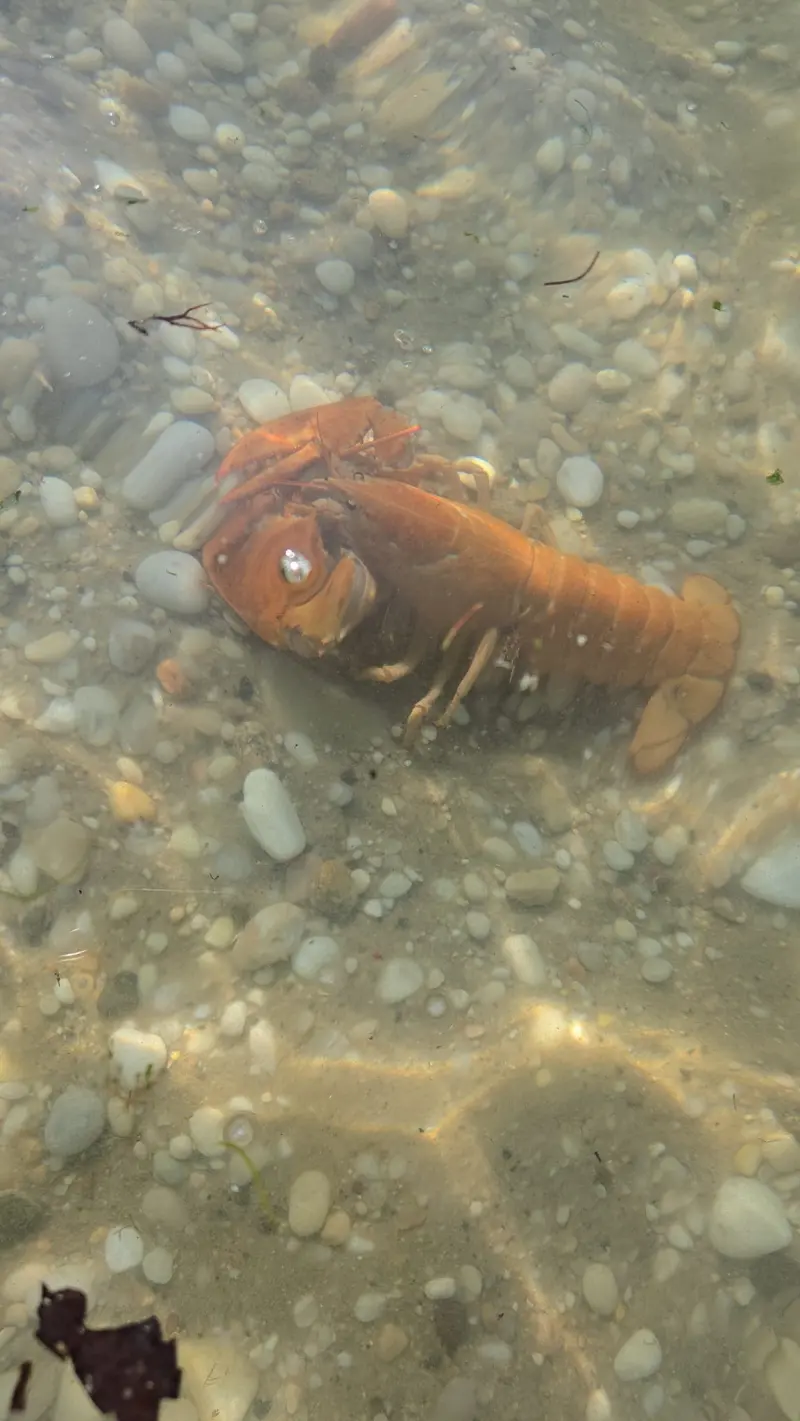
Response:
[440,398,482,442]
[614,339,659,379]
[582,1263,618,1317]
[424,1276,456,1300]
[506,252,536,282]
[603,840,634,872]
[548,362,593,414]
[215,123,245,153]
[289,375,330,411]
[220,1001,247,1037]
[283,731,318,768]
[241,162,281,198]
[24,630,76,664]
[708,1176,792,1258]
[171,387,215,416]
[315,259,355,296]
[102,17,152,69]
[179,1338,258,1421]
[378,958,424,1003]
[292,936,341,981]
[143,1246,174,1285]
[189,17,243,73]
[535,136,566,177]
[557,455,604,508]
[641,957,673,984]
[105,1225,144,1273]
[766,1337,800,1421]
[613,1329,662,1381]
[607,278,650,320]
[169,104,212,142]
[586,1390,612,1421]
[157,52,186,82]
[502,934,546,987]
[189,1105,226,1157]
[354,1290,387,1322]
[367,188,409,239]
[134,550,210,615]
[7,849,38,898]
[237,379,290,424]
[288,1170,331,1237]
[109,1026,168,1092]
[741,838,800,908]
[241,769,306,862]
[123,421,216,511]
[40,477,78,528]
[249,1019,277,1072]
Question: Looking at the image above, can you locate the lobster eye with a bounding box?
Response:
[279,548,312,584]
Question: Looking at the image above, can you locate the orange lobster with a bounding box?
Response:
[203,400,740,774]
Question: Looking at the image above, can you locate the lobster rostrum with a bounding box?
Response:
[202,398,740,774]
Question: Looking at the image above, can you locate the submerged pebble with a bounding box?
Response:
[289,1170,331,1237]
[134,550,210,615]
[44,1086,105,1158]
[105,1225,145,1273]
[43,296,120,387]
[315,259,356,295]
[614,1329,662,1382]
[123,422,215,512]
[108,619,157,674]
[40,476,79,527]
[237,379,290,423]
[708,1177,792,1258]
[502,934,546,987]
[378,959,424,1003]
[241,769,306,862]
[741,839,800,908]
[169,104,212,141]
[557,456,604,508]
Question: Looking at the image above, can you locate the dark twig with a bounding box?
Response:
[128,304,222,337]
[543,250,600,287]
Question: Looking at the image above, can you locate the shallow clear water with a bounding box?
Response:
[1,2,800,1420]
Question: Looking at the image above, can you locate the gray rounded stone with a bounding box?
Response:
[44,1085,105,1157]
[44,297,120,388]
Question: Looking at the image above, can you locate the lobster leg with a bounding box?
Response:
[396,455,493,506]
[359,620,430,684]
[437,629,500,729]
[403,621,500,741]
[403,639,466,745]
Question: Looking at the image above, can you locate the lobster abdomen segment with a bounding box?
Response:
[519,544,739,692]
